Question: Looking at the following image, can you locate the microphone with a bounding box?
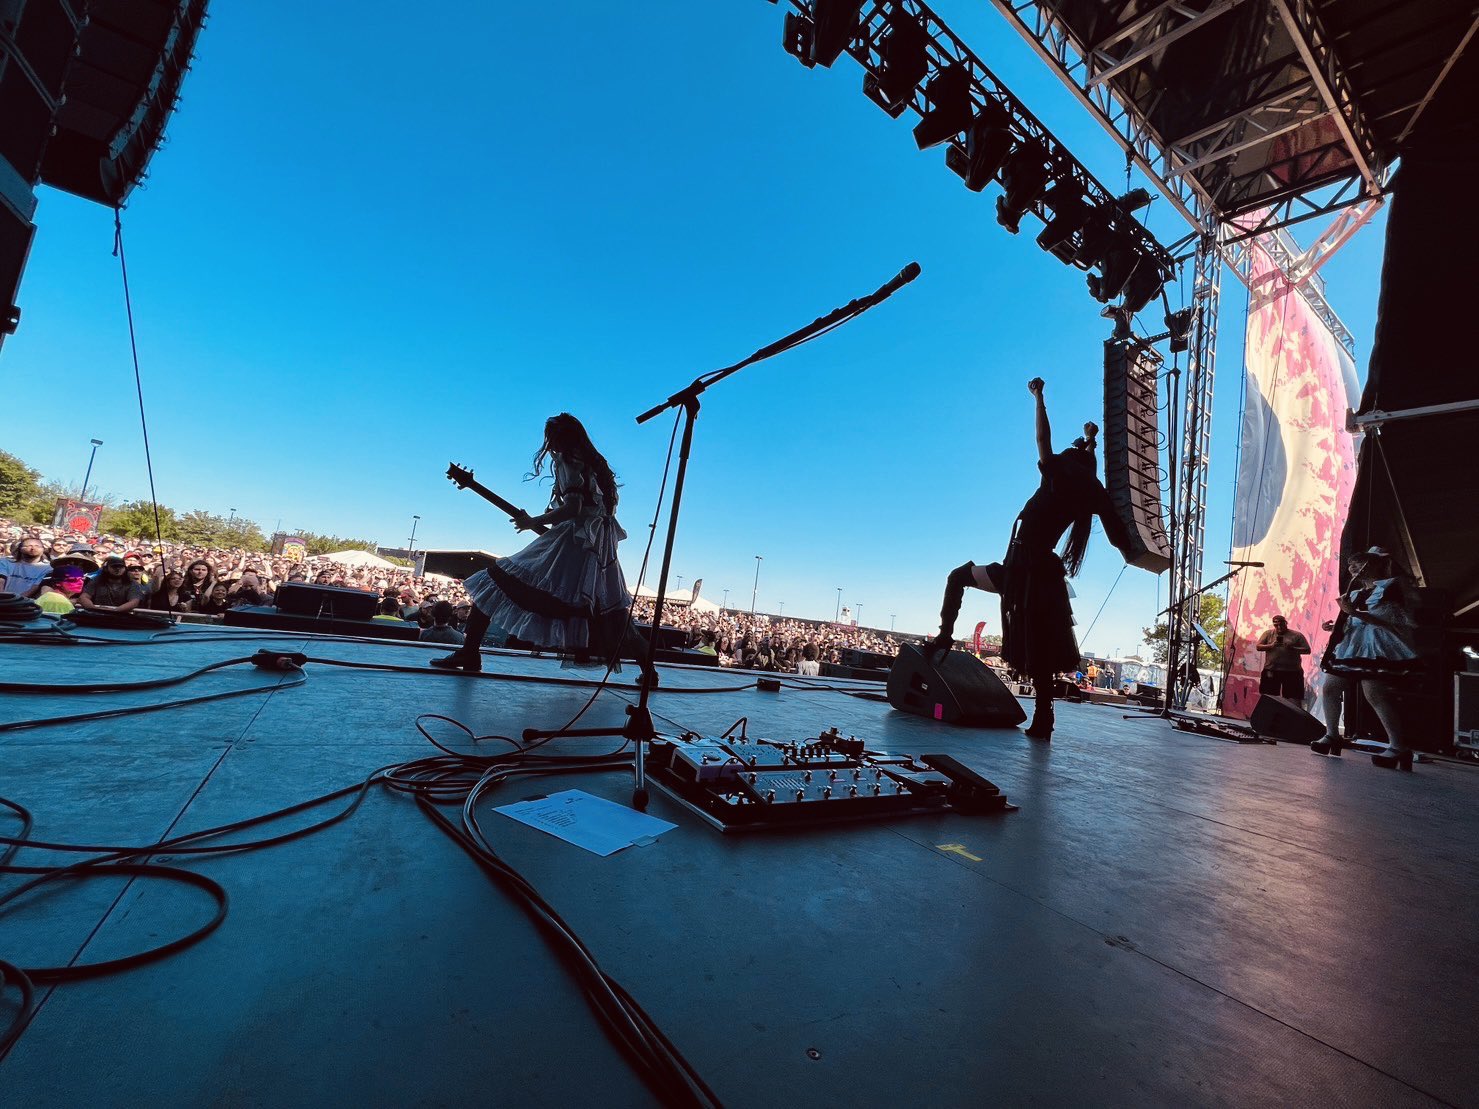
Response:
[873,261,921,301]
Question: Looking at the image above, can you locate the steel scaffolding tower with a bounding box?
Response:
[1166,227,1221,697]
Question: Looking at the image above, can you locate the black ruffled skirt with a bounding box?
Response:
[996,540,1080,677]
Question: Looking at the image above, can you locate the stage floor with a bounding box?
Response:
[2,626,1476,1107]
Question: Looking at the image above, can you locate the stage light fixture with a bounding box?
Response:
[809,0,866,68]
[1121,258,1168,315]
[1166,307,1194,352]
[1070,207,1115,271]
[862,12,930,118]
[1087,231,1141,302]
[995,141,1051,233]
[912,64,973,149]
[1116,187,1153,213]
[944,103,1015,191]
[782,12,816,67]
[1035,180,1089,260]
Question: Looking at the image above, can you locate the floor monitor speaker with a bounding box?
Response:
[1249,694,1325,743]
[887,645,1027,727]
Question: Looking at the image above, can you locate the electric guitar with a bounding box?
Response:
[445,463,548,535]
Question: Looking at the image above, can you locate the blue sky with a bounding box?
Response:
[2,1,1387,652]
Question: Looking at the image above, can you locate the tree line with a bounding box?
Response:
[0,448,378,556]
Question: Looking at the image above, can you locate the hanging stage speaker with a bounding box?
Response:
[1249,694,1325,743]
[887,645,1027,727]
[1104,338,1172,573]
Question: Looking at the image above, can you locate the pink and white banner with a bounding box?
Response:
[1222,241,1360,719]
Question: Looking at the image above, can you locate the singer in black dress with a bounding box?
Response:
[929,378,1138,740]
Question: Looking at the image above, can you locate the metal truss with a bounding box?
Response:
[1167,226,1221,686]
[784,0,1175,273]
[986,0,1389,250]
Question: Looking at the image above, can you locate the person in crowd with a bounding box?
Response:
[419,600,465,645]
[429,413,657,688]
[373,596,407,623]
[0,536,51,598]
[1256,614,1311,700]
[77,554,147,614]
[1314,547,1423,770]
[927,378,1141,740]
[48,536,72,560]
[149,569,191,612]
[194,582,233,616]
[179,559,216,608]
[228,571,271,607]
[34,562,91,615]
[797,642,821,676]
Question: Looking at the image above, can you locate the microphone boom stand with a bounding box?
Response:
[522,263,921,809]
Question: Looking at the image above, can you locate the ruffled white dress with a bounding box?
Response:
[463,456,632,652]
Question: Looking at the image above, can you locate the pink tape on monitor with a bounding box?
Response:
[933,703,944,720]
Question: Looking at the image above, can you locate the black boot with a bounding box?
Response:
[431,607,488,672]
[1310,734,1342,756]
[1024,703,1054,739]
[930,562,974,660]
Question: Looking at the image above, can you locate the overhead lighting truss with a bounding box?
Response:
[985,0,1386,349]
[778,0,1177,304]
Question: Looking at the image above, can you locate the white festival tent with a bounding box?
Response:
[634,583,720,615]
[320,549,399,570]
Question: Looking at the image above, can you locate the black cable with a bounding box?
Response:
[112,209,166,556]
[0,670,307,734]
[0,655,260,694]
[0,959,36,1054]
[0,709,721,1102]
[0,594,43,625]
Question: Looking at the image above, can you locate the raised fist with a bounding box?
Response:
[1027,377,1045,396]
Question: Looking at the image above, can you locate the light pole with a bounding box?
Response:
[891,614,896,632]
[722,588,730,610]
[408,514,421,557]
[835,587,842,622]
[227,508,237,528]
[750,555,762,615]
[676,574,684,592]
[79,438,103,502]
[779,601,785,617]
[857,604,864,628]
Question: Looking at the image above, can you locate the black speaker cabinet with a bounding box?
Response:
[887,645,1027,727]
[1249,694,1325,743]
[272,581,380,621]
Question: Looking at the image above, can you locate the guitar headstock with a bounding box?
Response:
[446,462,474,488]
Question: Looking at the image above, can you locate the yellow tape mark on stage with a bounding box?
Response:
[935,842,982,863]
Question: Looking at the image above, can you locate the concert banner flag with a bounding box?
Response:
[1222,240,1360,719]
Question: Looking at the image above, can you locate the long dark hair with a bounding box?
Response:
[1055,447,1100,577]
[529,413,619,514]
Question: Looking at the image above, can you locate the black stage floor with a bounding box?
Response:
[1,626,1476,1107]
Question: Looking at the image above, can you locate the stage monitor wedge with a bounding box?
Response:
[887,645,1027,727]
[1103,338,1172,573]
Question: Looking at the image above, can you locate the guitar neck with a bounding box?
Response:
[464,478,548,535]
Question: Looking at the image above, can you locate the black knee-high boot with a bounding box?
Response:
[429,607,488,672]
[1024,670,1054,739]
[621,620,660,689]
[930,562,975,656]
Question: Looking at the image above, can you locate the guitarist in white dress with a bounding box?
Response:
[434,413,657,688]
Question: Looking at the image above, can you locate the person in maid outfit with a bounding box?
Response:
[429,413,657,689]
[927,378,1141,740]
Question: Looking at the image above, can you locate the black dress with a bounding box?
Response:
[995,452,1129,676]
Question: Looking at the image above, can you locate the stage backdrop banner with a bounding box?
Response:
[1223,240,1359,719]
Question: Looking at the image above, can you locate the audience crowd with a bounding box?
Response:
[3,520,929,670]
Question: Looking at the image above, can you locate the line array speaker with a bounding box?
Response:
[1103,338,1171,573]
